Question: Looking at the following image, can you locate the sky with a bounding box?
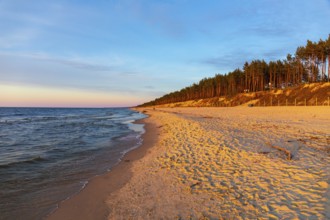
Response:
[1,0,330,107]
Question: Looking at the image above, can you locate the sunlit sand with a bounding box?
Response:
[107,107,330,219]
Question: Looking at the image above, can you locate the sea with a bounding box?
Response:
[0,107,146,220]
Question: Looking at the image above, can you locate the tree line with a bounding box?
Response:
[140,35,330,106]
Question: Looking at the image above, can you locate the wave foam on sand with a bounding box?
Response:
[107,107,330,219]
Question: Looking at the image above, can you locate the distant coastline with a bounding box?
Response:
[141,35,330,107]
[144,82,330,108]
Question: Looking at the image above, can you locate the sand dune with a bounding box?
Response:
[107,107,330,219]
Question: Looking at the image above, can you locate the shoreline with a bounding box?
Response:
[47,107,329,219]
[47,110,159,220]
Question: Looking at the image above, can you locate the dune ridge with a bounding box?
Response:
[150,82,330,108]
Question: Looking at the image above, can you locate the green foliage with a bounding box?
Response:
[140,34,330,107]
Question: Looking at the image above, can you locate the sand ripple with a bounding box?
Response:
[107,107,330,219]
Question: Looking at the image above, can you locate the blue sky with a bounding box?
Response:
[1,0,330,107]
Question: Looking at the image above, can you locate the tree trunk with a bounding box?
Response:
[328,55,330,82]
[321,54,325,81]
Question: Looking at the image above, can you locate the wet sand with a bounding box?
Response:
[47,115,160,220]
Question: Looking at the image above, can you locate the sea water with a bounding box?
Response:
[0,107,146,220]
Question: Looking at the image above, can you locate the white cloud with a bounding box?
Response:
[0,51,171,101]
[0,28,38,49]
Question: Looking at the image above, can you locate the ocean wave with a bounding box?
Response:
[0,156,48,169]
[1,115,92,125]
[0,107,147,220]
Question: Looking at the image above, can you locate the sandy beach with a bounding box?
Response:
[49,107,330,219]
[108,107,329,219]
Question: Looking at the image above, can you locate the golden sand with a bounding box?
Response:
[107,107,330,219]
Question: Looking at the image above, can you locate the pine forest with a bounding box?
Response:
[141,35,330,106]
